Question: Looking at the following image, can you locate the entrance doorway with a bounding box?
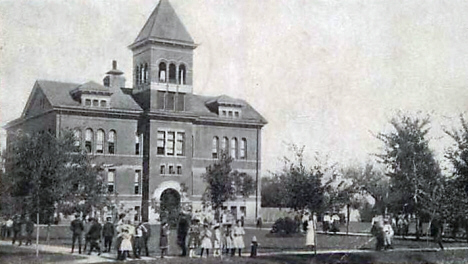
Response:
[160,188,181,227]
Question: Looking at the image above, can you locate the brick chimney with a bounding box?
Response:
[103,60,126,89]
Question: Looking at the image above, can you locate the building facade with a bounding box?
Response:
[5,0,266,223]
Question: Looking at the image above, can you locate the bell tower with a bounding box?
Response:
[129,0,196,96]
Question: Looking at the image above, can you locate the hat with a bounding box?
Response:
[213,223,220,229]
[251,236,257,242]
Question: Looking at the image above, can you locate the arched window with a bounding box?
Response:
[212,136,219,159]
[135,133,141,155]
[96,129,105,154]
[108,130,116,154]
[136,66,140,84]
[159,62,167,83]
[144,63,148,83]
[73,129,81,151]
[140,64,144,84]
[85,128,93,153]
[230,138,238,159]
[222,137,229,155]
[169,63,176,84]
[240,138,247,159]
[179,64,186,85]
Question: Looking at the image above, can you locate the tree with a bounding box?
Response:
[445,115,468,240]
[377,113,443,239]
[3,130,108,223]
[274,145,326,213]
[202,153,255,220]
[261,176,286,208]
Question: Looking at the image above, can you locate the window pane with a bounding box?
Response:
[166,92,175,110]
[93,100,99,107]
[222,137,228,153]
[157,131,165,155]
[157,91,165,109]
[169,165,174,174]
[212,137,218,159]
[177,166,182,175]
[108,130,116,154]
[167,132,175,155]
[74,130,81,147]
[108,171,115,182]
[100,100,107,107]
[231,138,237,158]
[160,165,166,175]
[176,93,185,111]
[85,99,91,106]
[135,134,140,155]
[240,138,247,159]
[176,132,185,156]
[96,130,104,153]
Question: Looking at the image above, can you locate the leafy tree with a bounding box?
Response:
[202,153,255,220]
[261,176,286,208]
[274,145,326,213]
[445,115,468,240]
[3,130,108,223]
[377,113,443,238]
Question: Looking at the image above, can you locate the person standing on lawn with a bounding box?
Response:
[233,220,245,257]
[86,218,102,256]
[24,216,34,246]
[11,215,22,245]
[70,214,84,254]
[371,217,384,251]
[133,222,147,258]
[177,213,190,257]
[142,221,151,257]
[200,223,213,257]
[102,217,114,253]
[82,216,92,253]
[159,222,170,258]
[432,217,444,250]
[383,219,394,249]
[118,228,132,260]
[323,212,331,233]
[305,214,317,250]
[188,219,201,258]
[213,223,222,257]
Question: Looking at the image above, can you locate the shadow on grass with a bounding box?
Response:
[0,245,84,264]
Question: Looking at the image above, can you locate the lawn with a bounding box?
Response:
[0,244,84,264]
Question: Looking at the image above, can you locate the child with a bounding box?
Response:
[250,236,258,258]
[160,222,170,258]
[187,219,201,258]
[233,220,245,257]
[118,229,132,260]
[213,223,222,257]
[200,223,213,257]
[224,223,234,256]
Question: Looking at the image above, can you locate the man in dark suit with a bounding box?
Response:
[86,218,102,255]
[70,214,84,254]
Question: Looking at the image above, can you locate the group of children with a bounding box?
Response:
[187,219,246,258]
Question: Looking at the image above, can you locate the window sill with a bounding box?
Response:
[160,174,182,176]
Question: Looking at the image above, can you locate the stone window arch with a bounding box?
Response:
[159,62,167,83]
[96,129,105,154]
[179,64,186,85]
[85,128,93,153]
[169,63,177,84]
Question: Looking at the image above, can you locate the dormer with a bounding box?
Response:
[70,81,113,108]
[206,95,244,119]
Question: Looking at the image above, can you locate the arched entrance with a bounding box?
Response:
[160,188,181,227]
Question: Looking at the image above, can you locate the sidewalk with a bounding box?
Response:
[0,240,160,263]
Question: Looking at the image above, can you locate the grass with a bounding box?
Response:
[0,244,84,264]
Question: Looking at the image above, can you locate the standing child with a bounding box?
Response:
[118,229,132,260]
[187,219,201,258]
[200,223,212,257]
[233,220,245,257]
[160,222,170,258]
[213,223,222,257]
[224,223,234,256]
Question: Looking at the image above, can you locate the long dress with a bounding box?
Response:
[200,229,213,249]
[160,225,169,249]
[305,220,316,247]
[119,232,133,251]
[233,226,245,249]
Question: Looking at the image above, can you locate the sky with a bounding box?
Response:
[1,0,468,174]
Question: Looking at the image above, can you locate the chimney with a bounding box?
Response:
[103,60,125,89]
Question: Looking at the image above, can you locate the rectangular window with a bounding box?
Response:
[228,111,233,117]
[93,99,99,107]
[167,132,175,155]
[157,131,165,155]
[157,91,165,110]
[177,165,182,175]
[222,110,227,116]
[85,99,91,106]
[108,170,115,194]
[100,100,107,107]
[212,137,218,159]
[235,111,239,118]
[166,92,175,110]
[134,170,141,195]
[176,132,185,156]
[176,93,185,111]
[160,164,166,175]
[108,131,115,154]
[168,165,174,175]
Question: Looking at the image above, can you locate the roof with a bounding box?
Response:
[131,0,194,48]
[36,80,142,111]
[206,95,245,107]
[71,81,113,95]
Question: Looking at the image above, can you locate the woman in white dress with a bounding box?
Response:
[213,223,222,257]
[233,220,245,257]
[305,214,317,250]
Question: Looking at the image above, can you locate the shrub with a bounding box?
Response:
[270,217,298,235]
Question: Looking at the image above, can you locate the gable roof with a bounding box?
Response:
[130,0,195,49]
[36,80,142,111]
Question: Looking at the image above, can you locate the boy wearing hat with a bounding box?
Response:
[70,214,84,254]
